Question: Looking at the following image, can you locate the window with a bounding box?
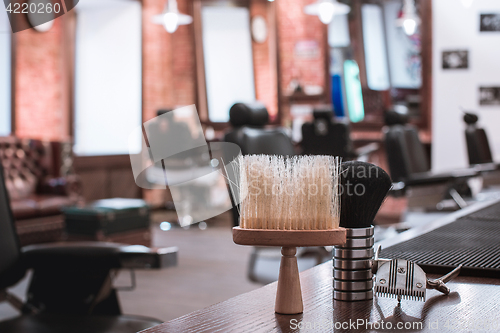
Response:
[361,4,390,91]
[359,1,423,122]
[0,9,11,136]
[383,1,422,89]
[74,0,142,156]
[201,2,256,122]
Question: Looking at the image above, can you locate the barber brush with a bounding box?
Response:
[333,161,392,301]
[232,155,346,314]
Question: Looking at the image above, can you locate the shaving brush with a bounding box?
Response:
[334,161,392,301]
[339,161,392,229]
[232,155,346,314]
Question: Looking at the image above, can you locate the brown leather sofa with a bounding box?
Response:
[0,136,82,246]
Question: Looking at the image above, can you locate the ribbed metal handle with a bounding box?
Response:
[333,226,374,301]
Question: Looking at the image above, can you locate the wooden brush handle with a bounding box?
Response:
[232,227,347,247]
[275,247,303,315]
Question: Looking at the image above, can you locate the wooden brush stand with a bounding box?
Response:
[233,227,346,314]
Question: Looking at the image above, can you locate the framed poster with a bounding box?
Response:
[442,50,469,70]
[479,87,500,106]
[294,40,320,59]
[480,14,500,32]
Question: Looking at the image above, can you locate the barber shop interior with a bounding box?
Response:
[1,0,500,332]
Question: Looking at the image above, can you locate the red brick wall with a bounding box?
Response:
[170,0,197,109]
[142,0,196,122]
[15,16,69,141]
[142,0,172,122]
[250,0,278,120]
[276,0,328,119]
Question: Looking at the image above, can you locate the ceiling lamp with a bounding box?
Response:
[152,0,193,34]
[304,0,351,25]
[396,0,420,36]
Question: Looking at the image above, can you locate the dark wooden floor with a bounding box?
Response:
[117,211,261,321]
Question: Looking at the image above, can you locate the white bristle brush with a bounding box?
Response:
[232,155,346,314]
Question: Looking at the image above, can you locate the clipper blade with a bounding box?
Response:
[374,259,426,302]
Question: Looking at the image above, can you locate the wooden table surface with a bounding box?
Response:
[141,260,500,333]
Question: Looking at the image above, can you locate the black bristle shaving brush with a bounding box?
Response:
[339,161,392,228]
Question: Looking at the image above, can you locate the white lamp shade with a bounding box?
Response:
[318,2,335,24]
[304,0,351,24]
[395,15,421,36]
[403,17,417,35]
[152,13,192,26]
[395,0,421,36]
[152,0,193,33]
[163,12,179,33]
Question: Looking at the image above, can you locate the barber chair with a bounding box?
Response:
[300,107,378,161]
[464,112,493,165]
[383,109,478,211]
[224,102,295,156]
[0,163,177,333]
[224,102,327,284]
[463,112,500,186]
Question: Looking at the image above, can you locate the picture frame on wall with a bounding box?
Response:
[479,87,500,106]
[442,50,469,70]
[480,14,500,32]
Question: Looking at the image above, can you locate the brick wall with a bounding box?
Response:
[142,0,196,122]
[277,0,327,91]
[250,0,278,120]
[276,0,328,120]
[15,15,69,141]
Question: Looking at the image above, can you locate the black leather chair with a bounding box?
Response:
[463,112,500,186]
[383,109,478,210]
[0,163,177,333]
[224,102,295,156]
[464,112,495,165]
[300,107,378,160]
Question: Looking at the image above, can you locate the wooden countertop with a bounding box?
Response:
[141,260,500,332]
